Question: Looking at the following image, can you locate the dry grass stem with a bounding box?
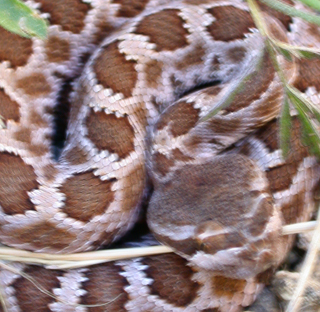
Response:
[0,280,8,312]
[282,220,317,235]
[0,245,173,269]
[0,221,316,270]
[285,207,320,312]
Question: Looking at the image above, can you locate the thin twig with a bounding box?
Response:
[0,261,124,308]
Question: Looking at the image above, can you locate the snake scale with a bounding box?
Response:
[0,0,320,311]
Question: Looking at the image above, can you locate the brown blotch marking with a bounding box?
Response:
[0,88,20,125]
[255,119,279,152]
[206,116,242,136]
[14,128,31,144]
[86,109,135,158]
[13,266,62,312]
[144,59,163,88]
[303,23,320,43]
[176,45,206,70]
[46,36,70,62]
[132,103,148,129]
[0,152,38,214]
[121,163,146,213]
[17,73,51,96]
[156,100,200,137]
[226,46,247,63]
[0,27,32,68]
[308,22,320,39]
[207,6,255,42]
[29,144,49,157]
[237,141,252,158]
[114,0,149,17]
[34,0,91,34]
[93,41,137,98]
[225,52,275,113]
[93,19,116,44]
[265,119,309,193]
[29,109,48,128]
[81,263,129,312]
[135,9,188,51]
[63,145,88,165]
[152,152,175,177]
[184,134,205,156]
[152,148,191,181]
[205,85,222,96]
[9,221,76,250]
[60,171,116,222]
[172,148,194,162]
[295,58,320,92]
[142,254,199,306]
[212,276,247,299]
[281,190,306,226]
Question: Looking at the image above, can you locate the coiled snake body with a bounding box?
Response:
[0,0,320,311]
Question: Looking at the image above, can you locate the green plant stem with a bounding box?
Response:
[259,0,320,26]
[296,0,320,12]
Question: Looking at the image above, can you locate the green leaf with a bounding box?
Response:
[0,0,47,39]
[258,0,320,27]
[287,85,320,123]
[248,0,268,36]
[249,0,320,159]
[286,86,320,158]
[296,0,320,12]
[298,50,320,59]
[198,48,265,123]
[279,97,292,158]
[270,38,320,59]
[275,46,293,61]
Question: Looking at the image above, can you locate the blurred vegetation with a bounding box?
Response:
[0,0,47,39]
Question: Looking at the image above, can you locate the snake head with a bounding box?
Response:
[148,154,285,279]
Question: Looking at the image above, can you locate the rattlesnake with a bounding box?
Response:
[0,0,320,311]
